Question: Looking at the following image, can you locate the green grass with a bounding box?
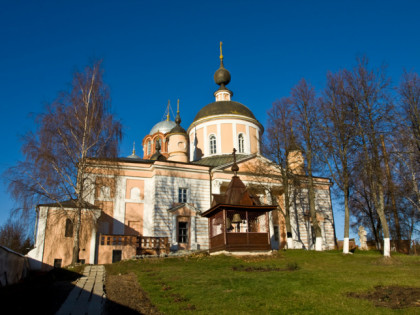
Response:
[105,250,420,314]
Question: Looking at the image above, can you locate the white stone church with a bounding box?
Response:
[28,48,336,269]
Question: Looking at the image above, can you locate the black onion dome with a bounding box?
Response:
[169,124,187,134]
[214,62,231,87]
[169,107,187,134]
[192,100,257,123]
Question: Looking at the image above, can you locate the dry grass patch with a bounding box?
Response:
[348,286,420,309]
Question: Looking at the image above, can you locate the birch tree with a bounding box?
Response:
[6,61,122,264]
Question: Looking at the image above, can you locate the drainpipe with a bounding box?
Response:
[209,168,213,201]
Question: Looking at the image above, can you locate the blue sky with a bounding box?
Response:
[1,1,419,241]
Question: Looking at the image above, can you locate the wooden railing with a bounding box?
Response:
[100,234,137,246]
[139,236,168,250]
[100,234,170,254]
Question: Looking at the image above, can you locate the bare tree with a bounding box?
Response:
[5,61,122,264]
[345,57,393,256]
[0,218,33,254]
[262,97,302,249]
[319,71,357,254]
[291,79,323,251]
[400,72,420,160]
[398,72,420,214]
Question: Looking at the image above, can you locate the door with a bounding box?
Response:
[112,250,122,263]
[178,220,189,250]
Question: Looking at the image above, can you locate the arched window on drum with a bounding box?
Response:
[238,133,245,153]
[147,141,151,155]
[209,134,217,155]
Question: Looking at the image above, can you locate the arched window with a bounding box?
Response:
[65,219,73,237]
[147,141,151,155]
[238,133,245,153]
[209,135,217,155]
[155,138,161,152]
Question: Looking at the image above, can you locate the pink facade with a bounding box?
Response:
[29,50,336,269]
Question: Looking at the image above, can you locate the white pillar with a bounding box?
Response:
[26,207,48,270]
[190,216,197,250]
[89,225,97,264]
[212,180,222,194]
[204,126,208,156]
[343,237,350,254]
[383,237,391,257]
[171,215,177,245]
[217,123,222,154]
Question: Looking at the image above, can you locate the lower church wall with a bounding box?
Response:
[291,188,335,250]
[153,175,211,249]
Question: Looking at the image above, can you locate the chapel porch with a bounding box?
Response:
[202,150,277,255]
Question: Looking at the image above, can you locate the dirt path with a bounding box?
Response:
[105,272,161,315]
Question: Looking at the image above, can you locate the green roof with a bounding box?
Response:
[192,154,250,167]
[192,101,257,123]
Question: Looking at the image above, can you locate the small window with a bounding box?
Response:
[209,135,217,155]
[178,188,187,203]
[65,219,73,237]
[238,133,245,153]
[54,259,62,268]
[155,138,161,150]
[178,221,188,243]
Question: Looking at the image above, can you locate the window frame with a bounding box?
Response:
[178,188,188,203]
[209,134,217,155]
[178,221,189,244]
[238,133,245,153]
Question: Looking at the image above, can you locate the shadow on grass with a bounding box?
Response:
[0,267,147,315]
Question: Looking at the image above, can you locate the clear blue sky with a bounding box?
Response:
[1,1,419,241]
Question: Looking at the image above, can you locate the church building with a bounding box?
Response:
[28,46,336,269]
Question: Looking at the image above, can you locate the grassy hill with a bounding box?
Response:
[105,250,420,314]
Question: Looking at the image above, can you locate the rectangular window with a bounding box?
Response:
[178,188,187,203]
[178,221,188,243]
[210,135,217,154]
[65,219,73,237]
[54,259,62,268]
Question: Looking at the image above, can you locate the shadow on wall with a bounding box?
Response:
[0,245,30,286]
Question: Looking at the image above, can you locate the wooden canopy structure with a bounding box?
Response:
[202,150,277,254]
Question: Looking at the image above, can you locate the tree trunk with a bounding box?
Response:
[377,183,391,257]
[307,155,322,251]
[72,206,82,264]
[343,182,350,254]
[283,174,294,249]
[380,135,401,244]
[72,165,85,265]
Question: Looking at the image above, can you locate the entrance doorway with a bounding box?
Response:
[112,250,122,263]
